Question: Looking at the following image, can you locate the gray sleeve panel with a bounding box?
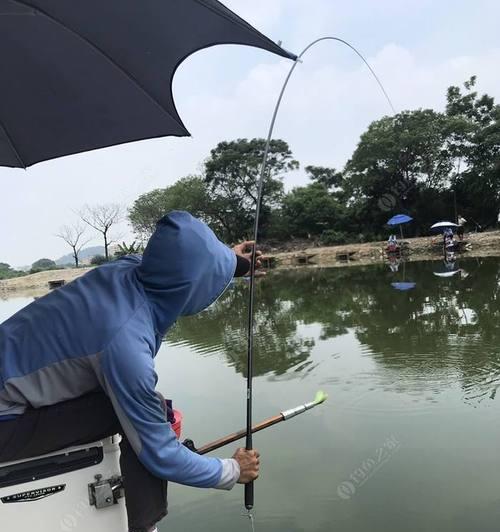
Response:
[101,371,143,456]
[89,352,143,455]
[0,353,101,413]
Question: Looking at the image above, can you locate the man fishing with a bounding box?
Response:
[0,211,261,532]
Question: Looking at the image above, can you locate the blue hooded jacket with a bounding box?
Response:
[0,211,236,488]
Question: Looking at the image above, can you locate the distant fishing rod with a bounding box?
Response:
[245,36,396,512]
[183,391,328,455]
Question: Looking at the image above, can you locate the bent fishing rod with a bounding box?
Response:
[183,390,328,455]
[245,37,396,512]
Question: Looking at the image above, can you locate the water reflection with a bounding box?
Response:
[168,257,500,403]
[388,258,416,290]
[3,259,500,532]
[167,281,316,377]
[0,296,34,322]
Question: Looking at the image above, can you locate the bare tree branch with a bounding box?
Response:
[79,204,124,260]
[55,222,92,268]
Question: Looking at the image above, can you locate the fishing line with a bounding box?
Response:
[244,36,396,515]
[245,509,256,532]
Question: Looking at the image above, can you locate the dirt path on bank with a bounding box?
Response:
[2,231,500,297]
[0,267,93,298]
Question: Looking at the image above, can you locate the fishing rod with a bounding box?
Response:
[245,36,396,512]
[183,391,328,455]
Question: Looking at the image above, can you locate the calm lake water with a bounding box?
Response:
[2,256,500,531]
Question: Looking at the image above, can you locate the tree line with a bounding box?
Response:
[130,77,500,245]
[2,77,498,279]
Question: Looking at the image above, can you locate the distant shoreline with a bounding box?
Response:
[269,230,500,268]
[0,267,93,298]
[2,230,500,297]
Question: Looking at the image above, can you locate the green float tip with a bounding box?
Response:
[313,390,328,405]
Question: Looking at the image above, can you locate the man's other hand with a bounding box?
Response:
[232,448,260,483]
[233,240,264,274]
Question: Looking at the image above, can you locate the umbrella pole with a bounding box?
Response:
[399,225,404,240]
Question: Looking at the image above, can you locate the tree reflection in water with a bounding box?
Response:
[167,257,500,401]
[167,280,315,377]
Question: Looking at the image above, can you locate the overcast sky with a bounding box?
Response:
[1,0,499,267]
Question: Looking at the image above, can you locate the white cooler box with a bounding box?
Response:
[0,436,128,532]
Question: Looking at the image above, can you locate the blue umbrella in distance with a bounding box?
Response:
[391,281,416,291]
[387,214,413,239]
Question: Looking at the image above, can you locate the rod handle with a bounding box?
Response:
[245,481,254,510]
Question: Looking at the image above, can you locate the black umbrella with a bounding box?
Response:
[0,0,295,168]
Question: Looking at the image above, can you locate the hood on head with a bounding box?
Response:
[137,211,236,334]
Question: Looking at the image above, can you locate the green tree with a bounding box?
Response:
[343,109,458,236]
[282,182,345,238]
[31,258,57,273]
[347,109,453,191]
[204,138,299,242]
[446,77,500,228]
[129,176,214,239]
[126,79,498,246]
[341,78,499,237]
[0,263,26,280]
[305,165,344,191]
